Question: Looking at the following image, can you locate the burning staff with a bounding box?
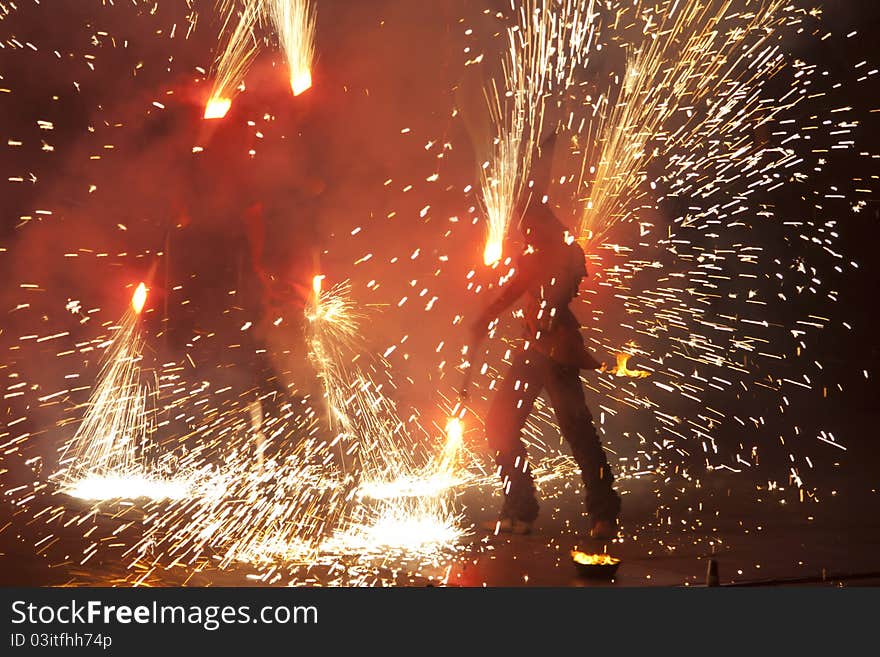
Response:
[480,0,601,266]
[55,284,179,500]
[267,0,316,96]
[204,0,262,119]
[469,194,621,539]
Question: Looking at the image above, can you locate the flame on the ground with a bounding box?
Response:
[602,352,650,378]
[571,550,620,566]
[203,97,232,119]
[131,282,148,315]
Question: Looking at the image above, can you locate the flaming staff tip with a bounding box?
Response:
[131,282,148,315]
[312,274,324,297]
[444,417,463,445]
[291,70,313,96]
[483,240,503,267]
[204,97,232,120]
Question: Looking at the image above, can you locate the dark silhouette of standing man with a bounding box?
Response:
[467,136,621,540]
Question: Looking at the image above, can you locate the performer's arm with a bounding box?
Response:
[470,257,535,344]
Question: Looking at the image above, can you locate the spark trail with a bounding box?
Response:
[267,0,316,96]
[205,0,262,119]
[54,284,181,500]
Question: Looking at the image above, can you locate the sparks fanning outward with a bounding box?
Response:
[480,80,527,266]
[481,0,602,266]
[205,0,316,118]
[574,0,800,243]
[268,0,316,96]
[204,0,262,119]
[0,0,872,586]
[54,284,176,500]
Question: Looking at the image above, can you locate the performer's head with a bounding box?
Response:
[518,200,568,248]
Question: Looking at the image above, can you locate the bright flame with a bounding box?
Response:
[312,274,324,298]
[268,0,316,99]
[291,69,312,96]
[204,97,232,120]
[131,282,148,314]
[426,416,467,487]
[602,352,650,378]
[204,0,261,118]
[571,550,620,566]
[445,417,463,444]
[483,239,503,267]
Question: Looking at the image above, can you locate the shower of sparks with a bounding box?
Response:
[459,0,869,495]
[325,497,466,558]
[304,278,467,560]
[480,80,526,266]
[54,285,178,500]
[204,0,262,119]
[65,473,191,501]
[575,0,801,242]
[0,0,874,588]
[121,275,469,575]
[268,0,316,96]
[481,0,602,265]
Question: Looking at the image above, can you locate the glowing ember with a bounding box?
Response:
[571,551,620,566]
[131,282,148,314]
[203,97,232,120]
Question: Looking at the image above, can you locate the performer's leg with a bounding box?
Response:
[485,351,545,522]
[544,363,621,523]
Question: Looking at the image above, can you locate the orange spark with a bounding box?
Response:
[131,282,148,315]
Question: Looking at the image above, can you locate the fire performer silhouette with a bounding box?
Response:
[466,136,621,540]
[169,55,326,405]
